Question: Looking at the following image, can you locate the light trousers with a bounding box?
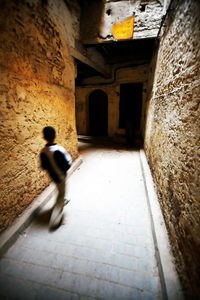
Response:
[55,175,69,206]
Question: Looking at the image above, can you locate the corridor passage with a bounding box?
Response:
[0,141,170,299]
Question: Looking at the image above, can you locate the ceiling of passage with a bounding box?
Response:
[75,37,157,85]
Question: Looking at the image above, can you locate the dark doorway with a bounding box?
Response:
[119,83,143,145]
[89,89,108,136]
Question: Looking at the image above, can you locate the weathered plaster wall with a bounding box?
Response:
[81,0,163,43]
[144,0,200,297]
[76,65,148,138]
[0,0,79,232]
[76,85,120,137]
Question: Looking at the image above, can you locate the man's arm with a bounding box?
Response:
[40,152,48,170]
[40,152,60,182]
[54,150,72,174]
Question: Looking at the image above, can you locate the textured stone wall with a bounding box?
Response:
[76,85,120,137]
[0,0,79,232]
[144,0,200,297]
[80,0,163,44]
[76,65,148,138]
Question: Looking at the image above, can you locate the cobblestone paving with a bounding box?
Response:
[0,144,164,299]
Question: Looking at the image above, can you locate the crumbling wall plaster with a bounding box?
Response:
[48,0,80,49]
[81,0,163,43]
[76,86,120,137]
[0,0,79,232]
[144,0,200,297]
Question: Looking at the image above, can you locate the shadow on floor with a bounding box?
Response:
[34,207,68,232]
[34,208,52,227]
[78,135,142,151]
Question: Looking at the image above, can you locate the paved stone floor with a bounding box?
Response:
[0,141,167,300]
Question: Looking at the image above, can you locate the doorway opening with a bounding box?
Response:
[119,83,143,145]
[89,89,108,136]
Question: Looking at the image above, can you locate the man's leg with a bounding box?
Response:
[56,180,66,205]
[63,174,70,205]
[49,180,65,229]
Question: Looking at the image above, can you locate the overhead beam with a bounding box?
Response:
[69,46,111,78]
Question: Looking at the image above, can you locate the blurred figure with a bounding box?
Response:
[40,126,72,229]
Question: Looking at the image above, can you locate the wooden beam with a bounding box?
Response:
[69,46,111,78]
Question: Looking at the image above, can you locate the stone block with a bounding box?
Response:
[73,275,90,296]
[0,274,39,300]
[114,283,132,300]
[87,278,100,298]
[118,268,136,287]
[96,280,116,299]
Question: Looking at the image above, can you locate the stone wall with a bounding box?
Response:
[80,0,163,44]
[0,0,79,232]
[144,0,200,297]
[76,85,120,137]
[76,65,148,139]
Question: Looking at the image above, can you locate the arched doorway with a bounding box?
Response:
[89,89,108,136]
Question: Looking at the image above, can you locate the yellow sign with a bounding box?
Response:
[112,16,134,40]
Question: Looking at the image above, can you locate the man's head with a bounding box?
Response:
[43,126,56,142]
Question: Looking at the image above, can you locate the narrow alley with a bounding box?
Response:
[0,0,199,299]
[0,140,182,299]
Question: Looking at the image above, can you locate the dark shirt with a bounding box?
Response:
[40,143,72,183]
